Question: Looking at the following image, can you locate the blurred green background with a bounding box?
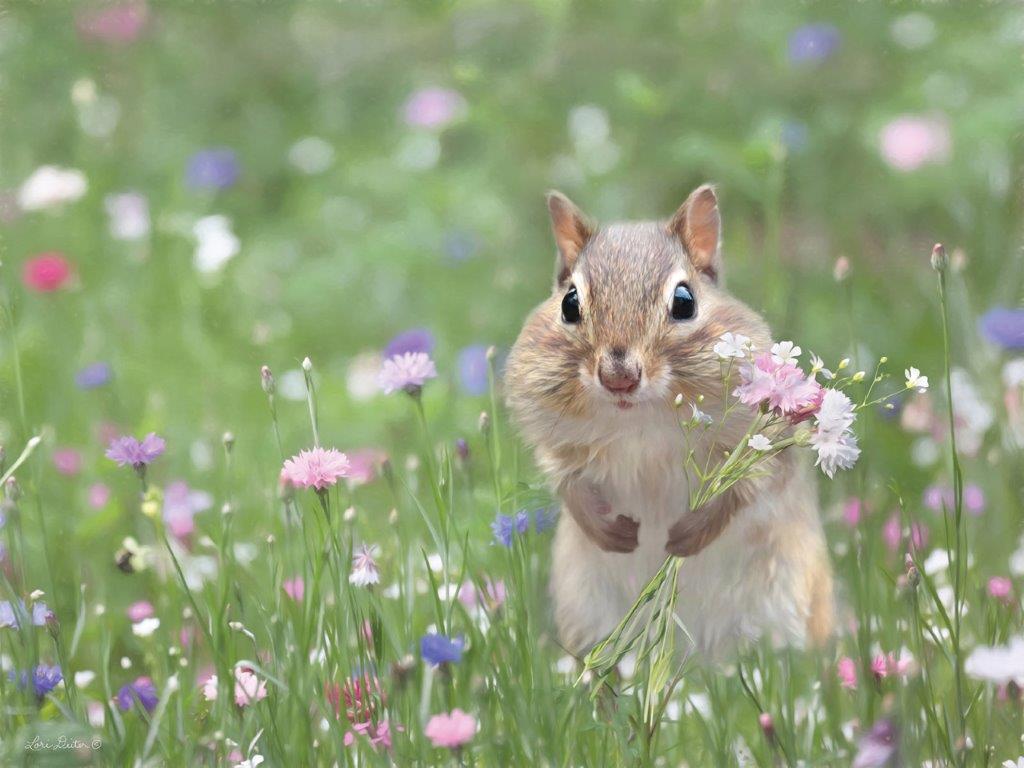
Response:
[1,0,1023,649]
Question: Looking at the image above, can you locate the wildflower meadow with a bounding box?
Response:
[2,3,1024,766]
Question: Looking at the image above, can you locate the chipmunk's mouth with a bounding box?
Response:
[615,399,634,410]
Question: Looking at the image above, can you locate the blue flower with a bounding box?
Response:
[10,664,62,698]
[420,633,464,665]
[443,230,479,262]
[979,307,1024,349]
[457,344,490,396]
[534,507,558,533]
[75,361,112,389]
[186,148,239,190]
[491,510,530,547]
[116,676,159,712]
[788,23,841,65]
[0,600,51,629]
[384,328,435,359]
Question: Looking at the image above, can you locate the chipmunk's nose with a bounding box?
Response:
[598,349,642,395]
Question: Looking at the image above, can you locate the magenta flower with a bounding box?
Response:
[126,601,154,622]
[424,708,476,748]
[837,656,857,689]
[162,480,212,539]
[105,433,165,470]
[879,114,951,172]
[283,577,304,601]
[281,447,350,491]
[842,498,862,528]
[378,352,437,395]
[988,576,1013,602]
[52,448,82,476]
[402,87,466,130]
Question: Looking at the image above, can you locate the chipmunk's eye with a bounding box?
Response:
[671,283,696,320]
[561,285,581,324]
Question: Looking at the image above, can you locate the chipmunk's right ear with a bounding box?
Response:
[546,190,594,286]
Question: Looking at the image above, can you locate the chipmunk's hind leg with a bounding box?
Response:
[550,513,630,655]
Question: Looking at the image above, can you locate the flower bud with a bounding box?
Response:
[222,431,235,453]
[674,393,684,407]
[260,365,275,395]
[455,437,469,462]
[486,345,496,361]
[930,243,948,272]
[838,358,850,370]
[478,411,491,435]
[832,256,851,282]
[758,712,775,741]
[302,356,313,373]
[4,476,22,502]
[852,371,865,382]
[904,552,920,589]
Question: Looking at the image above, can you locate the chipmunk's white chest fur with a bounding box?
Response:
[548,402,829,655]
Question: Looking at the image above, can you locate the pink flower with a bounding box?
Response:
[837,656,858,689]
[345,448,386,486]
[126,601,154,622]
[402,87,466,129]
[349,544,380,587]
[424,708,476,748]
[281,447,350,490]
[378,352,437,395]
[76,1,149,44]
[988,576,1013,602]
[882,515,901,553]
[879,114,951,172]
[870,654,888,680]
[842,498,862,528]
[733,353,821,418]
[458,579,507,611]
[234,667,267,706]
[88,483,110,509]
[23,253,72,292]
[52,448,82,476]
[283,577,304,602]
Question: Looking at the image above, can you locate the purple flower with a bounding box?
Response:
[457,344,490,396]
[163,480,212,539]
[384,328,435,359]
[788,23,841,64]
[535,507,558,534]
[185,148,239,190]
[491,510,530,547]
[852,718,898,768]
[443,230,479,262]
[0,600,52,629]
[923,483,985,516]
[420,633,464,666]
[105,433,165,470]
[377,352,437,396]
[76,2,149,45]
[75,362,112,389]
[116,676,159,712]
[10,664,62,698]
[454,438,470,461]
[402,87,466,129]
[979,307,1024,349]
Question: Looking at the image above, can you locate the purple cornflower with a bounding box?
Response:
[420,633,464,666]
[116,676,159,712]
[0,600,52,629]
[383,328,435,359]
[163,480,212,539]
[852,718,898,768]
[457,344,490,396]
[105,433,165,471]
[979,307,1024,349]
[535,507,558,533]
[491,510,530,547]
[185,148,239,190]
[11,664,63,698]
[788,23,841,64]
[75,361,112,389]
[377,352,437,396]
[402,87,466,129]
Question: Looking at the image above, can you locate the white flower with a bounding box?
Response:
[202,674,218,701]
[288,136,335,175]
[1003,359,1024,388]
[815,389,856,434]
[904,366,929,393]
[713,332,752,360]
[131,617,160,638]
[748,434,773,451]
[349,543,380,587]
[104,192,150,241]
[235,755,264,768]
[193,215,240,274]
[770,341,801,366]
[810,428,861,478]
[74,670,96,688]
[377,352,437,395]
[964,637,1024,686]
[1001,758,1024,768]
[18,165,87,210]
[690,403,713,426]
[809,352,834,380]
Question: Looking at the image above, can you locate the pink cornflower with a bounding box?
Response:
[281,447,350,491]
[349,544,380,587]
[23,252,73,292]
[105,433,165,470]
[837,656,857,689]
[233,666,267,706]
[378,352,437,396]
[53,448,82,476]
[988,576,1013,602]
[734,352,821,418]
[458,578,507,611]
[126,601,154,622]
[282,577,304,602]
[424,708,476,748]
[842,498,862,527]
[345,448,386,486]
[88,483,110,509]
[882,515,928,553]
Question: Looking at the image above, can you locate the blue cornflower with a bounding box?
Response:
[979,307,1024,349]
[491,510,529,547]
[75,362,112,389]
[0,600,51,629]
[534,507,558,533]
[420,633,464,666]
[457,344,490,396]
[383,327,435,359]
[185,148,239,190]
[116,676,159,712]
[10,664,62,698]
[788,23,841,65]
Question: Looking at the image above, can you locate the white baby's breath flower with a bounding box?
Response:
[132,617,160,637]
[905,367,929,393]
[770,341,801,366]
[713,332,751,360]
[809,352,835,380]
[748,434,772,451]
[964,637,1024,686]
[193,215,240,275]
[18,165,87,210]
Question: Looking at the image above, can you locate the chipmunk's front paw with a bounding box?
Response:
[593,514,640,554]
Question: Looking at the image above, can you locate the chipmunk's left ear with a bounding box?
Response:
[668,184,721,282]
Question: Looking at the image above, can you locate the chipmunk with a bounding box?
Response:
[505,184,834,655]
